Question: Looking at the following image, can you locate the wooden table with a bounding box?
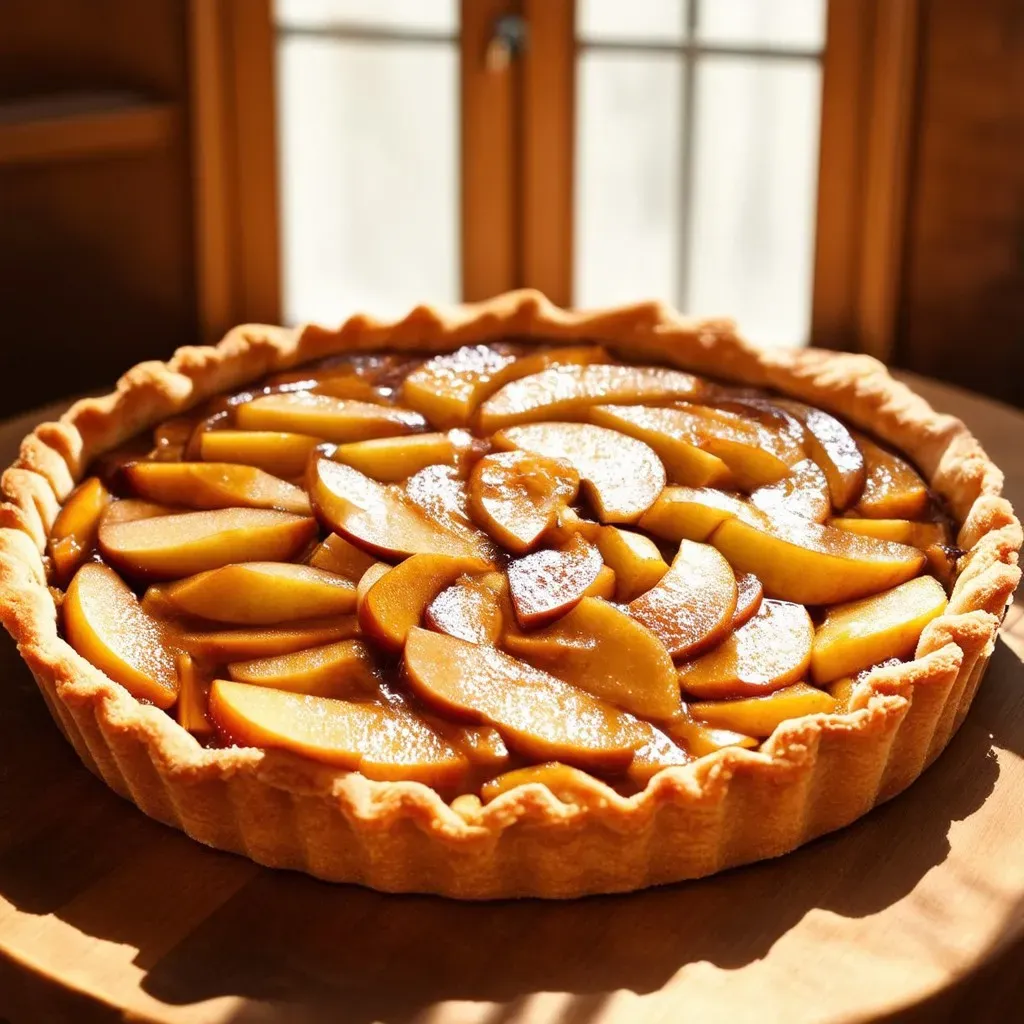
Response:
[1,375,1022,1024]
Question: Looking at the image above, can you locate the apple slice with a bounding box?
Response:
[439,724,510,772]
[100,498,177,525]
[467,449,579,553]
[48,476,112,585]
[180,617,358,661]
[628,540,738,659]
[503,596,680,719]
[306,531,380,581]
[749,458,831,523]
[478,363,705,432]
[585,564,617,599]
[732,572,764,629]
[159,562,357,625]
[265,366,382,402]
[668,402,802,490]
[639,486,764,543]
[480,762,612,803]
[402,343,609,428]
[123,461,311,515]
[853,434,930,519]
[810,575,948,684]
[690,683,836,738]
[332,429,476,482]
[199,430,324,479]
[589,404,735,488]
[358,553,492,651]
[829,516,949,548]
[425,575,505,644]
[773,398,865,510]
[355,561,391,614]
[494,421,666,523]
[506,535,603,629]
[677,599,814,700]
[98,507,317,580]
[595,526,669,602]
[175,653,213,735]
[710,514,926,605]
[665,714,759,758]
[309,458,492,561]
[404,627,646,771]
[235,393,427,442]
[64,563,179,708]
[626,725,693,786]
[404,465,497,553]
[209,680,467,788]
[227,639,380,698]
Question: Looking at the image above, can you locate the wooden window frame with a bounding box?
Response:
[188,0,922,359]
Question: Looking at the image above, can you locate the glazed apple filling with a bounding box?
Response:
[50,343,960,799]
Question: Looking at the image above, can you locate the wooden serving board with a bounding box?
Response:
[2,377,1023,1024]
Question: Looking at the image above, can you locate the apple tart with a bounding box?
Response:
[1,292,1019,898]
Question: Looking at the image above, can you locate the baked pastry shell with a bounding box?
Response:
[1,291,1019,899]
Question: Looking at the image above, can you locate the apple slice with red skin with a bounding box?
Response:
[506,535,603,629]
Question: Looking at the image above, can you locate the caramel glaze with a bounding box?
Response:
[60,342,958,800]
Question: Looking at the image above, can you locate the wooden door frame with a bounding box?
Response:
[187,0,281,343]
[811,0,924,357]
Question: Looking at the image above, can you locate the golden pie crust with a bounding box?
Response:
[0,291,1019,899]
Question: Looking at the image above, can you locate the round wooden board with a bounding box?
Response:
[1,376,1023,1024]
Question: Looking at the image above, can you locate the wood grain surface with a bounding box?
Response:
[1,374,1022,1024]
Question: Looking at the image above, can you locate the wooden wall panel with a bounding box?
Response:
[897,0,1024,406]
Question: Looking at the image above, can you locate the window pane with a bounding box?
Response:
[276,0,457,33]
[686,57,821,347]
[577,0,688,44]
[277,37,459,325]
[574,53,683,310]
[697,0,825,50]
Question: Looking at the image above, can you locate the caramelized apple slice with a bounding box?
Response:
[494,421,666,523]
[732,572,764,629]
[854,434,930,519]
[774,399,865,509]
[425,575,505,644]
[478,363,704,432]
[64,563,179,708]
[160,562,357,625]
[209,680,467,787]
[467,450,579,553]
[180,617,358,661]
[677,599,814,700]
[99,507,317,580]
[309,458,491,561]
[595,526,669,602]
[355,561,391,613]
[175,653,213,735]
[227,639,379,698]
[481,762,612,803]
[639,486,764,543]
[306,531,379,581]
[589,405,734,488]
[503,596,680,718]
[265,367,381,401]
[235,393,426,442]
[690,683,836,738]
[829,516,949,549]
[404,464,497,553]
[626,725,693,786]
[359,553,492,651]
[710,514,925,605]
[403,344,609,428]
[100,498,176,525]
[199,430,324,479]
[810,575,948,684]
[628,540,738,659]
[665,714,759,758]
[404,627,645,771]
[332,430,475,482]
[48,476,112,585]
[669,402,802,490]
[507,535,603,629]
[585,564,617,599]
[749,458,831,523]
[123,461,311,515]
[439,724,510,772]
